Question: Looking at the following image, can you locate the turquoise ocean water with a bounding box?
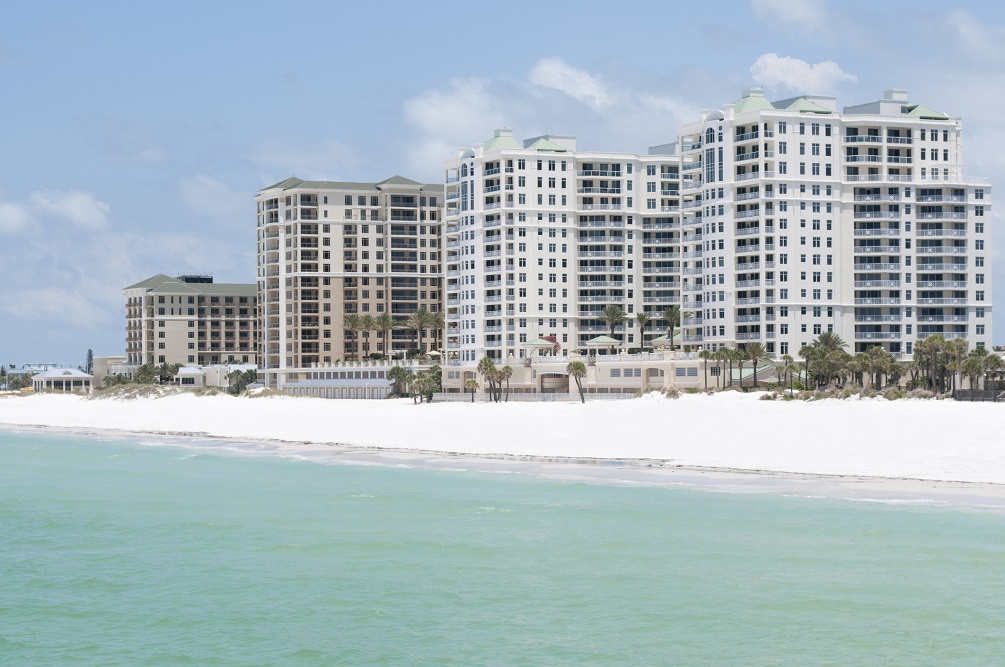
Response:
[3,429,1005,666]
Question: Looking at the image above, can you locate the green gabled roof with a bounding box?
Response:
[905,104,949,120]
[376,175,421,187]
[483,134,521,152]
[259,176,441,194]
[124,274,256,295]
[525,137,567,152]
[784,98,833,114]
[262,176,305,190]
[125,273,175,290]
[733,94,775,114]
[586,335,619,345]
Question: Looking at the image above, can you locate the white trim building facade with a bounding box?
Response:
[440,90,992,393]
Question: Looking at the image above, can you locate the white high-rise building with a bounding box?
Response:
[443,130,686,365]
[441,89,992,391]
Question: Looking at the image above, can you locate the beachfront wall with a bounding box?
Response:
[31,369,94,395]
[277,359,432,399]
[442,351,712,395]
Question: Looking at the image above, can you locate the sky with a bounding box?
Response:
[1,0,1003,367]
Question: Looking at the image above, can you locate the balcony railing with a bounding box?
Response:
[854,280,901,288]
[855,332,901,340]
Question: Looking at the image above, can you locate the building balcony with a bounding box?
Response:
[916,281,967,289]
[918,212,968,220]
[854,246,901,254]
[579,204,623,211]
[854,262,902,271]
[855,332,901,340]
[854,298,901,305]
[916,315,968,323]
[916,246,968,255]
[916,298,967,305]
[854,228,901,237]
[854,280,901,288]
[855,315,902,322]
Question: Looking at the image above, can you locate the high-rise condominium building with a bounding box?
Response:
[124,274,258,366]
[255,176,444,388]
[442,89,991,377]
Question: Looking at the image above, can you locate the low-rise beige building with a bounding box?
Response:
[124,274,257,366]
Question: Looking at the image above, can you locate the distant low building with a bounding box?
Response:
[124,274,257,366]
[32,368,94,395]
[92,355,127,387]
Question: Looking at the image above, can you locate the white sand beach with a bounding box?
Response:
[1,392,1003,486]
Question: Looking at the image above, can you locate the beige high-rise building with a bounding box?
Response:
[254,176,444,388]
[124,274,258,366]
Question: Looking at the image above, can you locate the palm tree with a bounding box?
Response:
[600,304,627,352]
[814,331,848,353]
[477,356,498,402]
[464,378,479,402]
[781,354,794,393]
[373,312,398,357]
[387,365,413,397]
[567,360,587,403]
[661,306,681,351]
[358,314,375,359]
[635,312,652,350]
[712,347,729,389]
[743,342,767,388]
[698,349,712,390]
[343,313,362,360]
[500,365,513,402]
[798,344,814,389]
[407,306,436,356]
[428,310,445,355]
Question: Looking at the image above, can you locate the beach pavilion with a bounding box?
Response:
[31,368,94,395]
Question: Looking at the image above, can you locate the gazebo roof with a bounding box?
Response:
[586,335,619,346]
[526,337,556,347]
[32,368,93,380]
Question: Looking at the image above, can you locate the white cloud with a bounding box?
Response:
[30,189,110,230]
[1,286,106,327]
[400,59,698,178]
[0,201,32,235]
[944,9,1005,67]
[750,53,856,95]
[179,174,247,221]
[528,57,611,110]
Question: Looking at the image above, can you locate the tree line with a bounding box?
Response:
[343,307,444,360]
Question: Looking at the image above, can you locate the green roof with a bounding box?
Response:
[783,98,833,114]
[376,175,422,187]
[482,133,521,152]
[124,274,256,296]
[259,176,442,194]
[524,137,568,152]
[732,94,775,114]
[905,104,949,120]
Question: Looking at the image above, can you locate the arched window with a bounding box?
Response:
[705,128,714,144]
[460,164,468,177]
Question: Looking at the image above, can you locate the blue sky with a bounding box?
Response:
[1,0,1003,366]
